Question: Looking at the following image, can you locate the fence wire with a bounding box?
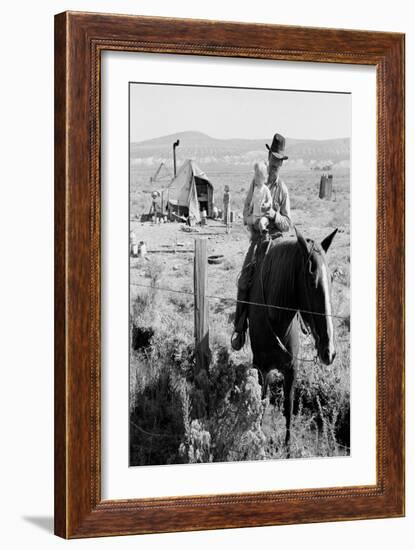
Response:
[130,281,349,321]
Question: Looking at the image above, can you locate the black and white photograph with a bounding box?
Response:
[129,82,351,466]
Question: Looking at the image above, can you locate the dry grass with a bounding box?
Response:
[130,276,350,464]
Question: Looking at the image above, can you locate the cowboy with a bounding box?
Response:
[231,133,292,351]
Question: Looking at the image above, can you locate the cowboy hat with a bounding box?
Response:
[266,133,288,160]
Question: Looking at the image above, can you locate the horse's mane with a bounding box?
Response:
[257,238,303,324]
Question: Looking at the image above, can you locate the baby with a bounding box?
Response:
[247,161,272,236]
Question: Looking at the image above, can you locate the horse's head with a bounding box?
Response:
[295,227,338,365]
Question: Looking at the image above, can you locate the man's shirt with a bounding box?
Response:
[268,177,291,232]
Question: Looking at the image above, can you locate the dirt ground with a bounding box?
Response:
[130,218,247,297]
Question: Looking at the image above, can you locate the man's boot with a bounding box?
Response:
[231,286,250,351]
[231,329,246,351]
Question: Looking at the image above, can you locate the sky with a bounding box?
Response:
[130,83,351,143]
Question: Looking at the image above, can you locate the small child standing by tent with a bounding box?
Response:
[246,161,272,237]
[223,185,231,231]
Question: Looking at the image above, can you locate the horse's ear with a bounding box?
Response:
[294,226,309,258]
[321,228,338,253]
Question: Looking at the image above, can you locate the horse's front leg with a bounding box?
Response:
[283,364,296,458]
[281,320,300,458]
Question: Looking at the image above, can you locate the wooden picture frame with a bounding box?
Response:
[54,11,405,538]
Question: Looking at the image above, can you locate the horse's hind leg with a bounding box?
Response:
[283,367,296,458]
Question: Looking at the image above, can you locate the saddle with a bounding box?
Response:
[252,230,283,263]
[241,231,283,291]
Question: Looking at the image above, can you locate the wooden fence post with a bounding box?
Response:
[194,238,210,374]
[319,173,333,199]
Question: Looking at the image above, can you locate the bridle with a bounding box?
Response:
[300,240,320,347]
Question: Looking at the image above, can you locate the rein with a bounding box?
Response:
[259,239,318,364]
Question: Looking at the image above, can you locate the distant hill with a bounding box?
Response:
[286,137,350,163]
[131,131,350,167]
[134,130,314,150]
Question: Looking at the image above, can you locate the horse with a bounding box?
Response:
[247,227,338,456]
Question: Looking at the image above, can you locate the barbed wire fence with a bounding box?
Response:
[130,281,349,321]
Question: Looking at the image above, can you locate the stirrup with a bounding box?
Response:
[231,330,246,351]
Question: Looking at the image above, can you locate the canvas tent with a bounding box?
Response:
[167,160,214,223]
